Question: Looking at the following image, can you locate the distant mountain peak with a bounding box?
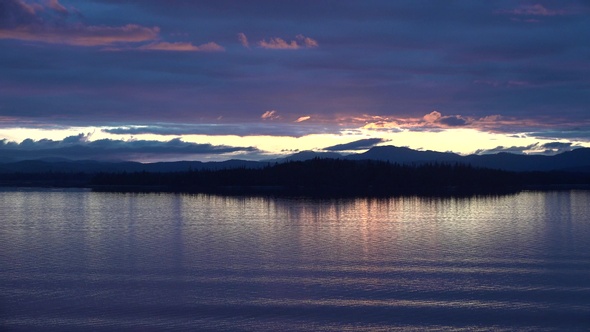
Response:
[274,150,343,162]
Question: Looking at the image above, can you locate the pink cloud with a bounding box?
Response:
[261,110,280,120]
[356,111,475,132]
[0,23,159,46]
[423,111,442,123]
[418,111,469,128]
[354,111,584,136]
[259,37,299,49]
[0,23,160,46]
[138,41,224,52]
[511,4,567,16]
[496,4,569,17]
[258,34,319,50]
[0,0,221,51]
[47,0,68,14]
[297,34,318,48]
[473,114,546,131]
[237,32,249,48]
[295,116,311,123]
[10,0,41,16]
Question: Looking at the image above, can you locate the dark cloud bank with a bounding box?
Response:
[323,138,387,151]
[0,134,258,162]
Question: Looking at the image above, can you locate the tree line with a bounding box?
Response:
[89,158,590,196]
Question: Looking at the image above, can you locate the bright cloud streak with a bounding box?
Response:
[295,116,311,123]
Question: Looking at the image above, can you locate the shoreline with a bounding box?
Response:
[3,183,589,198]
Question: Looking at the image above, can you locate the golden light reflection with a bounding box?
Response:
[258,194,555,266]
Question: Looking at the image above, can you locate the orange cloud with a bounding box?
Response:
[295,116,311,123]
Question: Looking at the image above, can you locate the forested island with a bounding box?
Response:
[3,158,590,197]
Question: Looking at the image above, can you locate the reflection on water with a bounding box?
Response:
[1,189,590,331]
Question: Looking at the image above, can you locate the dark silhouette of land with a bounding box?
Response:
[1,146,590,197]
[2,158,588,197]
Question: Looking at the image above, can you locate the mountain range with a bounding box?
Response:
[1,145,590,174]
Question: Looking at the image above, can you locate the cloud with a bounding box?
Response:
[295,116,311,123]
[494,4,573,23]
[297,34,318,48]
[258,34,319,50]
[47,0,68,14]
[0,0,159,46]
[1,23,159,47]
[102,123,337,138]
[542,142,573,150]
[0,0,218,50]
[261,110,279,120]
[475,142,578,156]
[0,134,259,162]
[496,4,569,17]
[137,41,224,52]
[526,129,590,141]
[438,115,468,127]
[237,32,249,48]
[259,37,298,49]
[323,138,387,151]
[358,111,585,136]
[474,145,534,155]
[422,111,468,127]
[2,0,590,152]
[423,111,442,123]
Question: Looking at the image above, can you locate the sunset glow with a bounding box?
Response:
[1,0,589,162]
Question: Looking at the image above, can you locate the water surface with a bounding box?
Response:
[1,189,590,331]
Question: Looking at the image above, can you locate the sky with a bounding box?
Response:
[1,0,589,162]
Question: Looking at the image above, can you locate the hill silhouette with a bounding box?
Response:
[2,146,590,196]
[3,145,589,174]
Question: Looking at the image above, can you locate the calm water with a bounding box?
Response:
[1,189,590,331]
